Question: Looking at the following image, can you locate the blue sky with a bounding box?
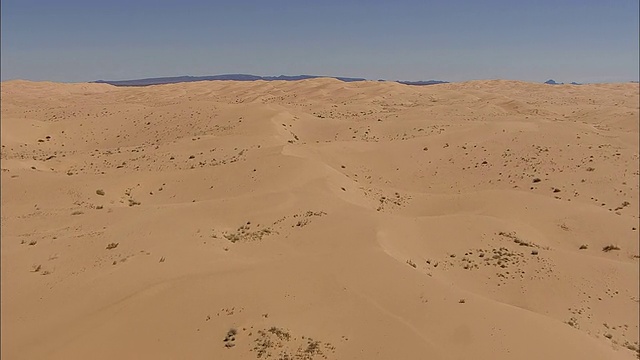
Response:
[1,0,638,83]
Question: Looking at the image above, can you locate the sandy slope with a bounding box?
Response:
[1,78,638,360]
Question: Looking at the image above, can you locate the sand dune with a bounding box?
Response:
[1,78,638,359]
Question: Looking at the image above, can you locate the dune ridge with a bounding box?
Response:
[1,79,638,359]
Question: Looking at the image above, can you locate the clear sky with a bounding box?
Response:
[1,0,638,83]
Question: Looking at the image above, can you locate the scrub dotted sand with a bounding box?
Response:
[1,79,638,359]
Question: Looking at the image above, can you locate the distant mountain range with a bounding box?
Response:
[545,79,582,85]
[92,75,589,87]
[92,74,449,87]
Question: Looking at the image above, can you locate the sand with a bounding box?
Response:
[1,78,638,359]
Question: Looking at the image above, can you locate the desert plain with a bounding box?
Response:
[1,78,639,359]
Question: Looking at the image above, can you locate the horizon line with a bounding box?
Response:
[2,73,639,86]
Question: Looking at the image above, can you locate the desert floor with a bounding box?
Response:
[1,79,639,359]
